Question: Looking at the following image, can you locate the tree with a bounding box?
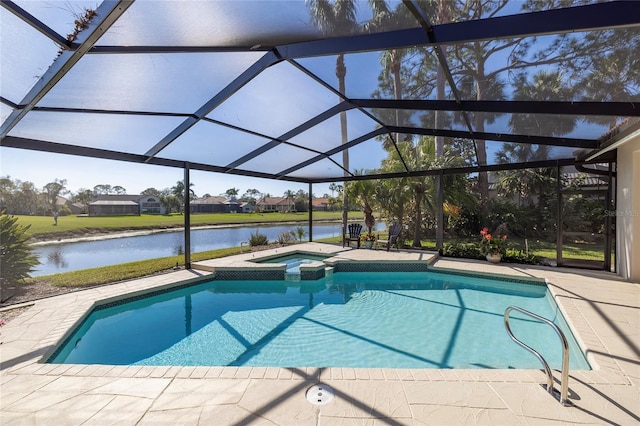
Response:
[159,194,180,214]
[509,70,577,136]
[171,180,196,213]
[92,184,125,195]
[1,211,39,302]
[241,188,261,206]
[494,144,553,206]
[93,184,113,195]
[345,173,378,236]
[496,69,573,209]
[376,0,599,202]
[141,187,161,196]
[294,189,309,212]
[283,189,296,213]
[365,0,423,147]
[380,135,474,247]
[71,188,94,213]
[328,182,340,198]
[112,185,127,195]
[573,29,640,129]
[307,0,359,231]
[225,187,240,199]
[375,177,410,230]
[0,177,40,215]
[43,178,68,213]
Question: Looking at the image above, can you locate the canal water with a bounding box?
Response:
[32,222,386,276]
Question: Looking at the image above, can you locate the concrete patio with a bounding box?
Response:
[1,243,638,425]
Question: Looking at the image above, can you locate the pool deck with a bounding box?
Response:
[1,242,638,425]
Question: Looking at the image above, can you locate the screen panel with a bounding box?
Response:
[38,52,264,113]
[8,111,185,154]
[156,121,273,166]
[288,109,381,153]
[239,144,319,175]
[207,61,337,138]
[0,8,61,103]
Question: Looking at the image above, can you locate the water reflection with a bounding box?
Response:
[32,223,385,277]
[46,248,68,269]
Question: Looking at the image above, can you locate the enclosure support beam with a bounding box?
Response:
[556,165,563,267]
[436,171,444,252]
[184,163,191,269]
[604,162,614,272]
[308,183,313,242]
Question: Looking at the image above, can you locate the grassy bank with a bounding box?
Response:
[30,246,246,288]
[29,239,340,289]
[17,211,345,239]
[23,234,605,292]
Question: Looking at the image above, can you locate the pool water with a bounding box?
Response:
[47,271,590,370]
[256,253,329,274]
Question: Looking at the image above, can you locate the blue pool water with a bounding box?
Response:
[257,253,329,274]
[47,271,590,369]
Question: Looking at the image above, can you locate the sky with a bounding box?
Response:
[0,147,331,198]
[2,1,612,200]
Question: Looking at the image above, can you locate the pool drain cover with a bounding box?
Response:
[306,384,334,405]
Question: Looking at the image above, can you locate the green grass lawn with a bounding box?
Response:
[11,213,607,290]
[16,211,346,238]
[30,239,339,289]
[437,237,605,261]
[34,246,246,288]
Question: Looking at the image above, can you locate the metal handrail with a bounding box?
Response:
[504,306,571,406]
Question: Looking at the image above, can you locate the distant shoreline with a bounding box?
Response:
[30,220,344,246]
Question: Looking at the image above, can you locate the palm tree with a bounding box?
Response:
[345,173,378,236]
[380,138,434,247]
[364,1,415,146]
[374,176,410,245]
[381,136,474,247]
[575,35,640,129]
[307,0,359,231]
[283,189,296,213]
[328,182,340,198]
[225,187,239,200]
[498,69,575,207]
[509,70,576,136]
[171,180,196,213]
[494,143,554,206]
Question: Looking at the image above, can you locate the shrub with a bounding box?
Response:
[1,211,40,300]
[502,249,543,265]
[441,242,483,259]
[479,225,508,256]
[294,226,307,241]
[277,231,295,245]
[248,230,269,246]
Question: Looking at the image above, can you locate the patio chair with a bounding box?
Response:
[343,223,363,248]
[376,223,402,251]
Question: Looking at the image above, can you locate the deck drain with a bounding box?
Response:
[305,384,334,406]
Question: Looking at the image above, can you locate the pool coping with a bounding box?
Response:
[193,243,435,280]
[1,243,638,424]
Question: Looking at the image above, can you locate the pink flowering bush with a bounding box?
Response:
[479,225,508,255]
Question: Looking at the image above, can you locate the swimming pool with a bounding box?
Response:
[47,270,590,370]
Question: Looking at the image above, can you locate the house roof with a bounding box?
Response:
[257,197,289,206]
[89,200,138,206]
[2,1,639,182]
[191,196,228,205]
[94,194,142,202]
[312,197,330,206]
